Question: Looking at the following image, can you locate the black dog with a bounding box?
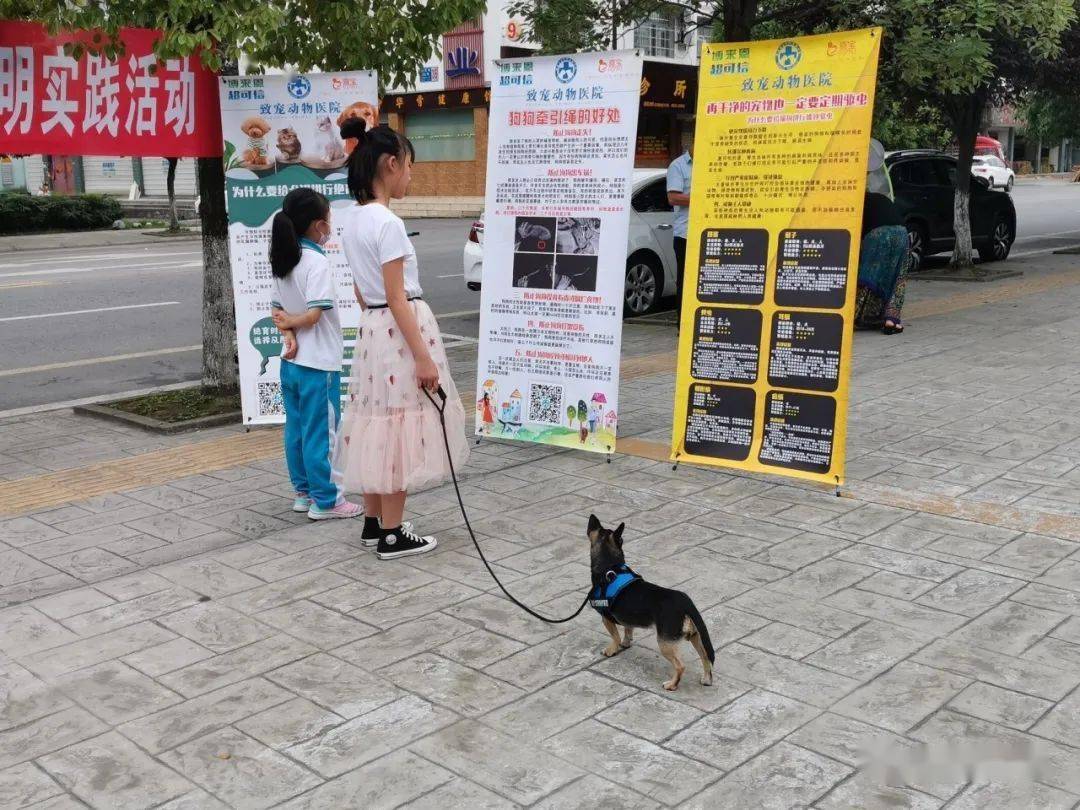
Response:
[587,514,714,690]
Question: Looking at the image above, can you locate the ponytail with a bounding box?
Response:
[269,186,330,278]
[340,117,416,204]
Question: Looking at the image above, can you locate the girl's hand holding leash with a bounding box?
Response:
[416,356,440,392]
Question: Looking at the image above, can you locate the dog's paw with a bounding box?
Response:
[663,679,679,691]
[700,672,713,686]
[602,643,622,657]
[620,639,633,649]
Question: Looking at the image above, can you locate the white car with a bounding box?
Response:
[971,155,1015,191]
[463,168,678,317]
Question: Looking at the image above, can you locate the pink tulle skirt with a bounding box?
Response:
[338,300,470,494]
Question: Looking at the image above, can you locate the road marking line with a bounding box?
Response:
[433,308,480,318]
[0,250,199,270]
[0,261,201,279]
[437,273,464,278]
[440,332,479,344]
[0,280,58,289]
[0,301,180,323]
[1014,228,1080,242]
[0,345,201,378]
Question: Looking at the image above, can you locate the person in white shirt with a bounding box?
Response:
[336,118,470,560]
[268,187,361,521]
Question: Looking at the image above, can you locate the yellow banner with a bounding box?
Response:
[670,28,882,486]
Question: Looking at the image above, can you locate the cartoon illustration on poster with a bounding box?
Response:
[220,71,378,424]
[475,52,642,452]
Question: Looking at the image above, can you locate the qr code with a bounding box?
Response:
[257,381,284,417]
[528,382,563,425]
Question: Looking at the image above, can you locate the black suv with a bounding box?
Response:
[886,150,1017,272]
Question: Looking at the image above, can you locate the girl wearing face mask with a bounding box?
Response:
[336,118,469,560]
[269,187,362,520]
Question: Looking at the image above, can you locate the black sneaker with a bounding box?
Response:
[362,520,416,548]
[377,525,438,560]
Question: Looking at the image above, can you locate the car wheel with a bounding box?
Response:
[906,221,927,273]
[624,255,662,317]
[1005,175,1014,192]
[978,215,1014,263]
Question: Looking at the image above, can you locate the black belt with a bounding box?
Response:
[367,296,422,309]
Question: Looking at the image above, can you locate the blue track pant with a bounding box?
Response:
[280,360,343,509]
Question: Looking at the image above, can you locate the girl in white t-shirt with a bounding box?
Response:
[269,187,361,521]
[337,119,469,560]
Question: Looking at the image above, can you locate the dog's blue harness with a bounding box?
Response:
[589,564,642,620]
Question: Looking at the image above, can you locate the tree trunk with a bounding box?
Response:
[196,156,238,393]
[1036,137,1042,173]
[166,157,179,232]
[611,0,618,49]
[949,94,983,271]
[723,0,758,41]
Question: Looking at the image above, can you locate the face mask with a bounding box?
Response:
[316,221,331,246]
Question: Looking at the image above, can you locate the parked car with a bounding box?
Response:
[886,150,1017,272]
[463,169,677,317]
[971,154,1015,190]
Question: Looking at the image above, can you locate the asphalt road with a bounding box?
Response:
[1,182,1078,414]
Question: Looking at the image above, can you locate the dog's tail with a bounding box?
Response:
[685,600,714,663]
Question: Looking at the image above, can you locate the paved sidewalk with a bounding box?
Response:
[2,252,1080,808]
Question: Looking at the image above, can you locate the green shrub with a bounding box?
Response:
[0,193,124,234]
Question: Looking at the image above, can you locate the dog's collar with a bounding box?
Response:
[589,564,641,612]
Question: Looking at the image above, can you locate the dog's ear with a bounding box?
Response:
[587,513,601,541]
[613,522,625,548]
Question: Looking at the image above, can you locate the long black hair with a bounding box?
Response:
[340,118,416,204]
[269,187,330,278]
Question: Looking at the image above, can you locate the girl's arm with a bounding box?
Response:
[272,307,323,331]
[354,283,367,311]
[383,258,438,390]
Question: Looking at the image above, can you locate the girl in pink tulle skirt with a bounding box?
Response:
[336,118,469,560]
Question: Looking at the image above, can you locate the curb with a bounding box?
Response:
[73,403,242,435]
[0,229,202,254]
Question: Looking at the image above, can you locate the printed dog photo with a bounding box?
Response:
[557,217,601,255]
[512,252,555,289]
[514,216,557,253]
[554,254,598,292]
[587,515,714,691]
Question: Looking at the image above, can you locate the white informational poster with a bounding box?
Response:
[219,71,379,424]
[475,52,642,453]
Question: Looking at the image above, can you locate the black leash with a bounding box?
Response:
[423,385,590,624]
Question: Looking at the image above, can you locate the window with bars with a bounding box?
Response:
[634,11,680,58]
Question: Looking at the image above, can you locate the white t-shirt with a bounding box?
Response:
[271,240,343,372]
[339,202,423,306]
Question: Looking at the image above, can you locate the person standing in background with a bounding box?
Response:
[667,135,693,324]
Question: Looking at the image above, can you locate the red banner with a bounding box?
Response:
[0,21,222,157]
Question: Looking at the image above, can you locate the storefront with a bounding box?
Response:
[637,61,697,167]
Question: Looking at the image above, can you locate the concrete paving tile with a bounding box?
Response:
[595,689,704,744]
[244,541,360,582]
[947,682,1053,730]
[545,718,714,804]
[916,569,1025,617]
[124,513,218,543]
[267,652,400,718]
[39,731,192,809]
[153,558,263,598]
[130,531,248,568]
[682,740,850,809]
[287,694,457,778]
[125,485,210,510]
[351,579,484,630]
[986,534,1078,576]
[118,677,293,754]
[712,643,860,708]
[951,600,1066,656]
[835,544,964,582]
[895,515,1019,546]
[435,628,527,668]
[0,605,78,655]
[947,780,1078,810]
[915,638,1078,701]
[50,503,162,535]
[0,517,63,548]
[532,774,660,809]
[0,550,60,588]
[61,587,200,636]
[1036,559,1080,593]
[741,622,832,659]
[727,588,866,638]
[1012,583,1080,616]
[157,602,275,653]
[0,661,72,731]
[925,534,999,560]
[0,573,80,609]
[0,706,107,770]
[752,532,851,571]
[823,588,968,636]
[161,726,321,809]
[92,570,174,601]
[157,790,232,810]
[159,634,318,697]
[405,777,518,809]
[1025,636,1080,674]
[20,622,175,680]
[857,570,937,600]
[257,599,379,649]
[235,696,344,750]
[121,636,214,677]
[335,611,475,672]
[815,772,944,810]
[445,593,566,647]
[56,660,181,724]
[485,670,634,743]
[1031,688,1080,747]
[787,712,919,769]
[0,761,64,808]
[805,620,929,680]
[276,750,452,809]
[221,569,352,614]
[382,652,523,717]
[769,559,877,600]
[833,662,971,733]
[666,688,819,771]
